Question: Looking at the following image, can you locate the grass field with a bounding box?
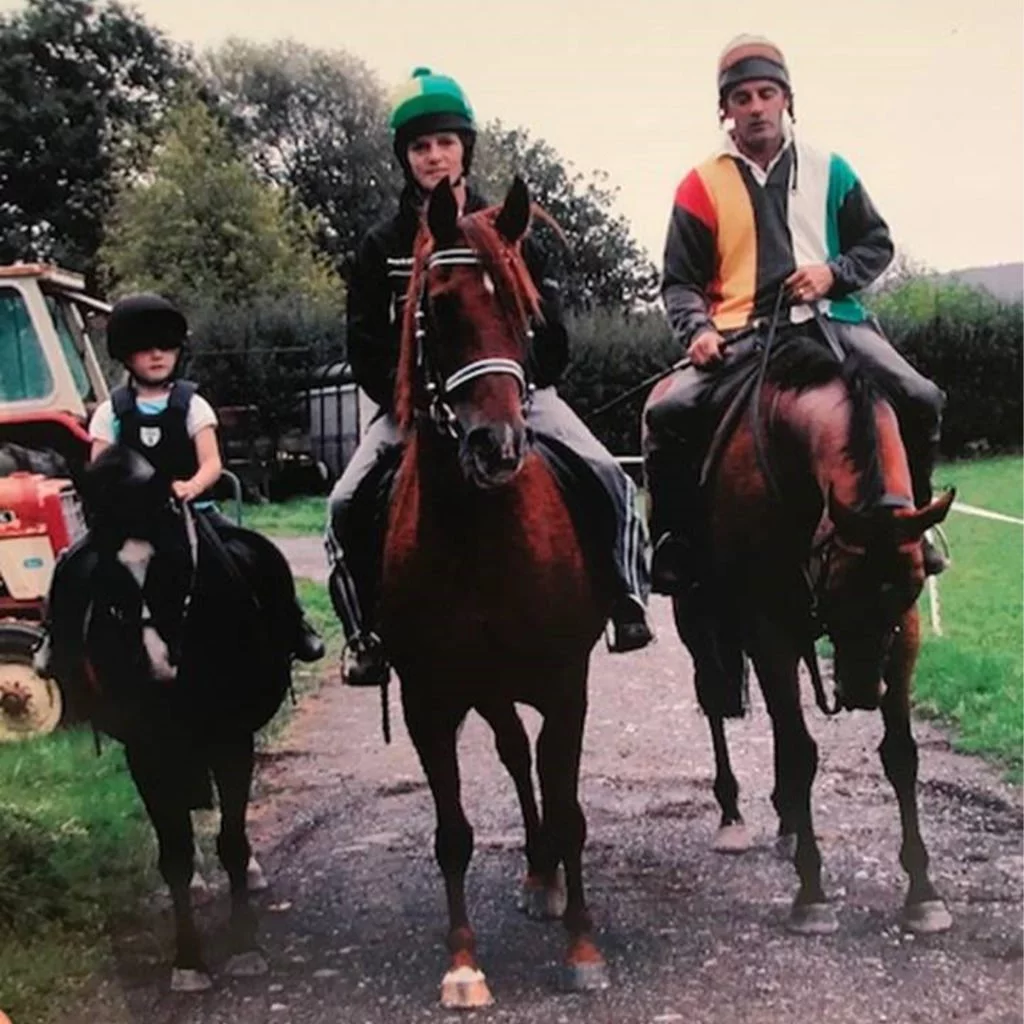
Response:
[916,455,1023,776]
[242,495,328,536]
[0,579,340,1024]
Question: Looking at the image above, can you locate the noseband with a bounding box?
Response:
[414,246,533,439]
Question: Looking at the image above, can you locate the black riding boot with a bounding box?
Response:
[908,437,948,575]
[294,613,325,662]
[644,445,706,595]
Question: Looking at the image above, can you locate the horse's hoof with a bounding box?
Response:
[170,967,213,992]
[440,965,494,1009]
[787,901,839,935]
[518,872,566,920]
[775,833,798,861]
[713,822,754,854]
[246,856,269,892]
[561,959,611,992]
[903,899,953,935]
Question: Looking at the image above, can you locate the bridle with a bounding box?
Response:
[412,245,534,440]
[803,496,922,712]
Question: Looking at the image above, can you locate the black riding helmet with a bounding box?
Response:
[106,293,188,364]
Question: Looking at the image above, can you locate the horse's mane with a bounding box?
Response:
[767,332,885,509]
[394,205,544,431]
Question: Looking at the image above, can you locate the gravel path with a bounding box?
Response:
[76,538,1022,1024]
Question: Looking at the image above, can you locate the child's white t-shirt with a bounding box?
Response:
[88,391,218,444]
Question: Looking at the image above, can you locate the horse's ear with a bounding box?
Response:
[895,487,956,542]
[828,488,871,548]
[495,175,531,244]
[426,178,460,248]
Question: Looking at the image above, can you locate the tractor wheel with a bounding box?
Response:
[0,624,63,741]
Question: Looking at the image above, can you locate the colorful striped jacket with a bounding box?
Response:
[662,135,894,347]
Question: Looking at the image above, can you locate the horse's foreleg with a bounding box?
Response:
[482,703,562,919]
[210,732,268,975]
[537,680,608,992]
[880,616,952,934]
[770,721,799,861]
[750,634,835,935]
[405,696,491,1009]
[125,743,210,991]
[708,716,752,853]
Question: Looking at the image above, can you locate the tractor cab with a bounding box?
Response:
[0,263,110,470]
[0,263,112,739]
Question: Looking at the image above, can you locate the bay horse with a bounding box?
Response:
[379,177,609,1008]
[652,330,954,935]
[40,445,295,990]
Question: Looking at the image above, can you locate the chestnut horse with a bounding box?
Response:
[654,332,954,935]
[379,178,608,1007]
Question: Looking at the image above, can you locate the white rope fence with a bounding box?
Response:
[614,455,1024,639]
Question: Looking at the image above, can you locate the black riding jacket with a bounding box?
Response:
[346,185,570,410]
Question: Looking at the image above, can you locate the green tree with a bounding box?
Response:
[101,98,345,439]
[473,121,658,312]
[203,40,398,267]
[0,0,190,272]
[99,97,342,309]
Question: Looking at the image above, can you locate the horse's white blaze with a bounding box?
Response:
[117,539,177,682]
[116,538,155,587]
[482,271,496,295]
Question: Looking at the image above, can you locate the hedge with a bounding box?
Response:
[561,283,1022,457]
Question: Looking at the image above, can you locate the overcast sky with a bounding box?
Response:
[9,0,1022,271]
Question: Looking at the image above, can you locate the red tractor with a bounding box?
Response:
[0,264,111,740]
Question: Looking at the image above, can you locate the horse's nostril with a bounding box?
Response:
[465,425,523,478]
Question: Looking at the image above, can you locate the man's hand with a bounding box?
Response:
[785,264,834,304]
[171,478,203,502]
[688,329,727,368]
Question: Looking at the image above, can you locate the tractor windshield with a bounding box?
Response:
[44,293,93,400]
[0,287,52,402]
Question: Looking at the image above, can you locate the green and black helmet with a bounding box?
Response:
[389,67,477,179]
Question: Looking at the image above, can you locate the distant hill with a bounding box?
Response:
[930,262,1023,302]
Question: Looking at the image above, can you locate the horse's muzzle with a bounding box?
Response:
[832,637,889,711]
[461,423,526,489]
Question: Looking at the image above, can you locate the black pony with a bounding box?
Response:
[42,445,295,991]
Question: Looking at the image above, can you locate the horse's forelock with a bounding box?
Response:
[461,209,542,328]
